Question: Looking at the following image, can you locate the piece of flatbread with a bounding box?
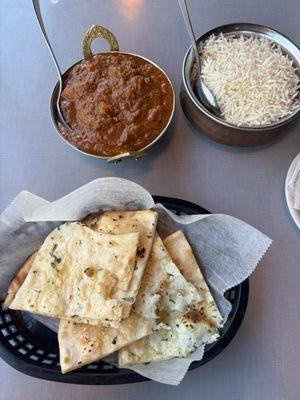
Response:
[131,233,201,321]
[3,253,119,328]
[58,230,164,374]
[119,233,205,366]
[4,253,38,308]
[58,315,153,373]
[83,210,157,317]
[163,230,223,328]
[9,222,139,323]
[119,231,223,366]
[5,210,157,327]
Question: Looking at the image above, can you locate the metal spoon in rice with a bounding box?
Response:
[178,0,220,116]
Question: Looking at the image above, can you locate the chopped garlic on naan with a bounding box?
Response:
[119,234,204,365]
[119,231,222,366]
[164,230,223,327]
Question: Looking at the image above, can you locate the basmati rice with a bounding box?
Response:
[199,34,300,126]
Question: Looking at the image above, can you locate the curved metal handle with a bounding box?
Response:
[32,0,75,132]
[107,151,145,164]
[82,25,119,59]
[32,0,62,80]
[177,0,202,74]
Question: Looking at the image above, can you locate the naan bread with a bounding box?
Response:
[58,315,153,373]
[119,234,204,366]
[6,210,157,327]
[9,222,139,323]
[4,253,120,328]
[84,210,157,317]
[58,230,165,374]
[4,252,37,308]
[163,230,223,328]
[132,233,201,321]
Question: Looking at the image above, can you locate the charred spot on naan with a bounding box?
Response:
[180,306,215,329]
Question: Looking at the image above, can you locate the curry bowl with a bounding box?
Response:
[180,23,300,147]
[50,25,175,162]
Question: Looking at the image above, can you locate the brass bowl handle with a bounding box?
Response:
[107,151,146,164]
[82,25,119,59]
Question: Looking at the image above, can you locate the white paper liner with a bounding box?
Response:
[0,178,272,385]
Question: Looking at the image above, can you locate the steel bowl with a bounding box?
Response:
[50,25,175,162]
[180,23,300,147]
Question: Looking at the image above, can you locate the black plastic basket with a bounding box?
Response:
[0,196,249,384]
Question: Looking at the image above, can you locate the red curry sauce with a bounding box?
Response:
[59,53,174,157]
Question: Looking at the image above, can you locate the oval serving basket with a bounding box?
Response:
[0,196,249,384]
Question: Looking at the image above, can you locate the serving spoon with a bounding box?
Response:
[32,4,140,163]
[177,0,220,116]
[32,0,74,134]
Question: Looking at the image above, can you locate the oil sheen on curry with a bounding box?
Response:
[59,53,174,157]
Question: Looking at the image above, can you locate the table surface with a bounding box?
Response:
[1,0,300,399]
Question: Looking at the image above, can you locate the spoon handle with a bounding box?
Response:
[32,0,62,80]
[177,0,201,72]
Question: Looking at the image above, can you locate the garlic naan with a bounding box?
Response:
[163,230,222,327]
[84,210,157,317]
[119,234,204,366]
[58,228,164,374]
[9,222,139,323]
[59,314,153,373]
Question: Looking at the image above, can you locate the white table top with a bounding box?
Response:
[1,0,300,399]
